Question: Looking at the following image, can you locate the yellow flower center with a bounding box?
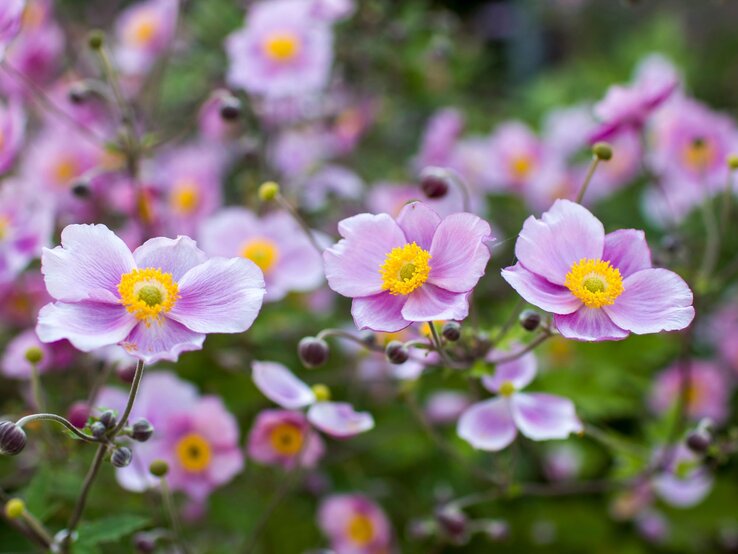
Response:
[53,158,79,185]
[565,258,624,309]
[241,238,279,274]
[269,422,304,456]
[175,433,212,473]
[118,268,179,324]
[0,216,9,241]
[263,31,301,62]
[683,137,716,172]
[379,242,432,296]
[170,181,200,215]
[127,12,158,46]
[498,381,515,397]
[346,514,375,546]
[510,155,534,180]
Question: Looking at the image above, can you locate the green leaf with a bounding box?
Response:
[76,515,149,547]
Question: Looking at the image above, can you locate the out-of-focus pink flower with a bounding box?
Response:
[709,302,738,374]
[225,0,333,98]
[310,0,355,22]
[502,200,694,341]
[0,98,24,173]
[0,272,49,328]
[197,89,242,142]
[366,182,464,219]
[114,0,179,76]
[652,444,712,508]
[300,165,364,212]
[199,208,323,302]
[318,494,393,554]
[542,104,596,159]
[585,129,641,200]
[485,121,545,193]
[543,444,582,482]
[0,1,25,61]
[414,107,465,170]
[425,390,470,425]
[269,126,333,178]
[1,329,74,379]
[247,409,325,469]
[37,225,265,363]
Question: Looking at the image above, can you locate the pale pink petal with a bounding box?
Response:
[252,361,315,409]
[400,284,469,322]
[603,268,695,334]
[132,236,207,280]
[602,229,652,278]
[457,398,517,451]
[510,392,582,441]
[120,319,205,364]
[307,402,374,438]
[483,350,538,393]
[554,307,629,341]
[396,201,441,250]
[501,263,581,314]
[351,291,408,332]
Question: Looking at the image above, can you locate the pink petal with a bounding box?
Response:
[501,263,581,315]
[396,201,441,250]
[427,212,492,293]
[554,307,629,341]
[252,360,315,409]
[400,284,469,322]
[510,392,582,441]
[41,224,135,303]
[602,229,652,278]
[603,268,695,335]
[457,398,517,451]
[323,213,406,297]
[307,402,374,438]
[132,236,207,281]
[36,301,136,352]
[168,257,265,334]
[351,291,409,332]
[515,199,604,285]
[120,318,205,364]
[483,349,538,393]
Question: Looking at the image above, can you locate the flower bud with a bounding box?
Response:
[0,421,27,456]
[360,331,377,348]
[311,384,331,402]
[133,532,158,553]
[258,181,280,202]
[4,498,25,519]
[686,429,711,453]
[90,421,107,439]
[480,519,509,541]
[24,346,44,365]
[71,181,91,198]
[386,341,409,364]
[67,402,91,429]
[99,410,117,430]
[519,309,541,331]
[435,505,469,544]
[88,30,104,50]
[420,167,450,199]
[68,82,91,104]
[728,154,738,170]
[111,446,133,468]
[408,518,436,540]
[298,337,329,369]
[117,364,137,383]
[219,96,242,121]
[593,142,613,161]
[149,459,169,477]
[131,419,154,442]
[441,321,461,342]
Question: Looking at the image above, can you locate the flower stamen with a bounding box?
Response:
[379,242,431,296]
[565,258,624,309]
[118,268,179,324]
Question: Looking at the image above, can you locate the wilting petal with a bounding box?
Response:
[36,302,136,352]
[501,263,581,315]
[483,349,538,393]
[401,285,469,322]
[324,213,406,297]
[554,307,629,341]
[42,224,135,303]
[603,268,694,334]
[396,201,441,250]
[457,398,517,451]
[307,402,374,438]
[168,257,265,334]
[427,213,492,292]
[351,291,408,332]
[510,393,582,441]
[515,199,604,285]
[133,236,207,281]
[252,361,315,409]
[602,229,652,279]
[120,318,205,364]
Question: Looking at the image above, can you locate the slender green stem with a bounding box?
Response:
[697,197,720,287]
[16,413,100,443]
[160,478,190,554]
[575,157,600,204]
[429,323,465,370]
[112,360,145,435]
[721,170,735,232]
[489,330,552,365]
[21,509,55,548]
[64,443,108,548]
[29,363,44,413]
[316,328,384,353]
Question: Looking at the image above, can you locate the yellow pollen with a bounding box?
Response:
[263,31,301,62]
[498,381,515,397]
[241,238,279,273]
[117,268,179,324]
[175,433,212,473]
[683,138,716,171]
[379,242,431,296]
[346,514,375,546]
[0,216,9,241]
[22,4,44,30]
[510,155,534,180]
[170,182,200,215]
[269,423,304,456]
[0,129,5,151]
[53,158,79,185]
[564,258,624,309]
[127,12,158,46]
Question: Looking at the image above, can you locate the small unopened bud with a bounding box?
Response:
[131,419,154,442]
[728,154,738,170]
[298,337,329,368]
[258,181,280,202]
[24,346,43,365]
[435,505,469,544]
[68,82,91,104]
[88,30,104,50]
[90,421,107,439]
[360,331,376,347]
[219,96,242,121]
[519,309,541,331]
[386,341,409,364]
[0,421,27,456]
[686,429,711,453]
[149,459,169,477]
[593,142,613,161]
[133,532,158,553]
[481,519,509,541]
[311,384,331,402]
[99,410,117,430]
[71,181,91,198]
[117,364,137,383]
[111,446,133,468]
[441,321,461,342]
[420,167,450,199]
[408,518,436,540]
[67,402,90,429]
[4,498,25,519]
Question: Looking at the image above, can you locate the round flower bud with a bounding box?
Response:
[68,82,91,105]
[258,181,280,202]
[4,498,25,519]
[133,532,157,553]
[593,142,613,161]
[386,341,409,364]
[88,30,104,50]
[71,181,91,198]
[298,337,329,369]
[519,309,541,332]
[149,459,169,478]
[420,167,450,199]
[219,96,242,121]
[99,410,117,430]
[0,421,27,456]
[24,346,44,365]
[360,331,377,348]
[311,384,331,402]
[131,419,154,442]
[67,402,91,429]
[728,154,738,170]
[435,506,469,544]
[111,446,133,468]
[686,428,712,453]
[481,519,509,541]
[441,321,461,342]
[90,421,107,439]
[117,364,137,384]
